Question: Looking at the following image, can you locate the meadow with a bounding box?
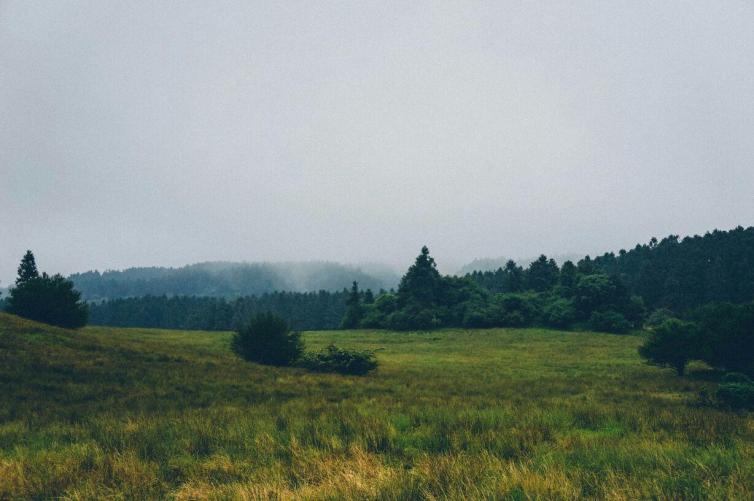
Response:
[1,312,752,500]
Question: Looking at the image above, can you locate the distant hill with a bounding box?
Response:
[69,261,400,301]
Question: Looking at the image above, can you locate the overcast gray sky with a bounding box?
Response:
[2,1,754,285]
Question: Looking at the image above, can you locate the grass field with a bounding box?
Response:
[1,312,753,499]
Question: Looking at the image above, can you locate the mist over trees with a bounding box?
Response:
[83,226,754,334]
[69,261,399,301]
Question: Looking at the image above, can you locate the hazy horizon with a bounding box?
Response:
[3,1,754,286]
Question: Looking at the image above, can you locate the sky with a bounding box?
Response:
[2,1,754,285]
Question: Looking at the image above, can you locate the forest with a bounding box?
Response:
[68,261,398,301]
[82,226,754,333]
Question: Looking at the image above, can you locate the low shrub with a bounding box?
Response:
[231,313,303,366]
[722,372,752,384]
[716,381,754,410]
[298,344,378,375]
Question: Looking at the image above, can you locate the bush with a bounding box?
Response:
[716,382,754,410]
[231,313,303,366]
[722,372,752,384]
[299,344,378,375]
[589,310,632,334]
[638,319,698,376]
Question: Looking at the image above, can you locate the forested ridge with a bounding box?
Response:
[69,261,398,301]
[81,226,754,331]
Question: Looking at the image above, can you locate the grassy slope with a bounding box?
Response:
[0,313,752,500]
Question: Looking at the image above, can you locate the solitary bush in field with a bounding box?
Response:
[299,344,377,375]
[231,313,302,366]
[638,318,698,376]
[716,373,754,409]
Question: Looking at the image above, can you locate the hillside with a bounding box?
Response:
[2,313,753,498]
[68,261,400,301]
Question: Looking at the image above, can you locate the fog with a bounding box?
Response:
[2,1,754,286]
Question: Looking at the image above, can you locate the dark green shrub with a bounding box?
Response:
[716,382,754,410]
[589,310,632,334]
[638,319,698,376]
[231,313,303,366]
[722,372,752,384]
[299,344,378,375]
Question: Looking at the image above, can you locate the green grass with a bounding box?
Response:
[1,312,752,499]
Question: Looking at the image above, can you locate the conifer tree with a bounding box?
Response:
[340,281,364,329]
[16,250,39,285]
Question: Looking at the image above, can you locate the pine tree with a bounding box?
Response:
[16,250,39,285]
[340,281,364,329]
[6,252,88,328]
[398,246,443,307]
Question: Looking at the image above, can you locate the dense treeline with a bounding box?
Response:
[88,290,350,331]
[70,261,398,301]
[84,226,754,332]
[466,226,754,313]
[347,247,643,332]
[591,226,754,311]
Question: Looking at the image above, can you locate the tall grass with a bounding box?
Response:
[0,312,752,499]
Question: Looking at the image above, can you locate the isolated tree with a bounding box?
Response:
[5,252,88,328]
[340,281,364,329]
[638,318,698,376]
[231,312,303,366]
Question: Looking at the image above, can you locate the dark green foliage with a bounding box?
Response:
[589,310,632,334]
[16,250,39,285]
[526,255,559,292]
[69,261,399,301]
[354,247,646,332]
[340,282,364,329]
[592,226,754,311]
[398,246,444,308]
[89,290,348,331]
[231,313,303,366]
[716,376,754,410]
[298,344,378,375]
[542,297,577,329]
[5,252,88,329]
[638,319,699,376]
[722,372,752,384]
[694,302,754,375]
[644,308,676,330]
